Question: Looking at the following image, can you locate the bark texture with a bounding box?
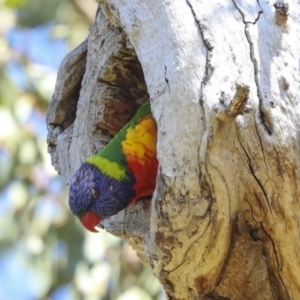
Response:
[47,1,300,299]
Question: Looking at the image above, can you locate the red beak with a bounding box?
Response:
[80,211,102,232]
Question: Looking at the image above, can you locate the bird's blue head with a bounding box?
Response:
[69,162,136,232]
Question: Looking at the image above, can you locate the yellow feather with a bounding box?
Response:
[86,156,126,180]
[121,116,156,165]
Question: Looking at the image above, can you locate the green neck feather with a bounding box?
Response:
[86,102,152,180]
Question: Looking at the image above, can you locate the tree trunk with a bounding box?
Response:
[47,1,300,299]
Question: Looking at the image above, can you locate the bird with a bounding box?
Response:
[68,102,158,232]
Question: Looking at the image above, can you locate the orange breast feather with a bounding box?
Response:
[121,115,158,203]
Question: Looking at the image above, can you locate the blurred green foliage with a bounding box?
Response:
[0,1,163,299]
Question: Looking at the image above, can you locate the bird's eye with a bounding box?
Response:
[91,188,100,200]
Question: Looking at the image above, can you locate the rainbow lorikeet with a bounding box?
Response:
[69,102,158,232]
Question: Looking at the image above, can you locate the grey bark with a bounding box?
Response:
[47,1,300,299]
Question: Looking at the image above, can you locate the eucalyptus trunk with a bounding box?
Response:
[47,1,300,299]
